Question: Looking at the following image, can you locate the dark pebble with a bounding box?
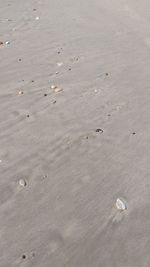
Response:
[44,94,47,96]
[22,255,26,260]
[132,132,136,135]
[26,115,30,118]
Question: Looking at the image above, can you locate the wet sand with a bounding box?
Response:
[1,0,150,266]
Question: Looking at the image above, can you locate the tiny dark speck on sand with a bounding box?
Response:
[22,255,26,260]
[26,114,30,118]
[132,132,136,135]
[44,93,47,96]
[96,128,103,133]
[105,73,109,76]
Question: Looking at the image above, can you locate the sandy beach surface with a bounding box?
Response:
[1,0,150,266]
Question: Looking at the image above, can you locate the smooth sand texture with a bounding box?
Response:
[1,0,150,266]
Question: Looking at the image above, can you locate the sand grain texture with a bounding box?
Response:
[1,0,150,266]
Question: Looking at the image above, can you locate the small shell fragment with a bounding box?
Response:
[35,16,40,20]
[57,62,63,67]
[5,41,10,45]
[54,87,63,93]
[116,198,126,211]
[18,90,24,95]
[19,179,27,187]
[51,84,57,89]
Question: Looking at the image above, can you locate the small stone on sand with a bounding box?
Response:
[35,16,39,20]
[0,41,3,45]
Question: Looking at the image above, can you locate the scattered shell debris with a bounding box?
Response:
[116,198,126,211]
[19,179,27,187]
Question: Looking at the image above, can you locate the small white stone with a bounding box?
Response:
[0,160,2,163]
[19,179,27,187]
[94,89,98,93]
[35,16,40,20]
[116,198,126,211]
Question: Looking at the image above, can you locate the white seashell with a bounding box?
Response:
[51,84,57,89]
[116,198,126,211]
[57,62,63,67]
[5,41,10,45]
[18,90,24,95]
[19,179,27,187]
[35,16,40,20]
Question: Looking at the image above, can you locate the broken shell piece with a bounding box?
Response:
[116,198,126,211]
[19,179,27,187]
[5,41,10,45]
[54,87,63,93]
[57,62,63,67]
[51,84,57,89]
[18,90,24,95]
